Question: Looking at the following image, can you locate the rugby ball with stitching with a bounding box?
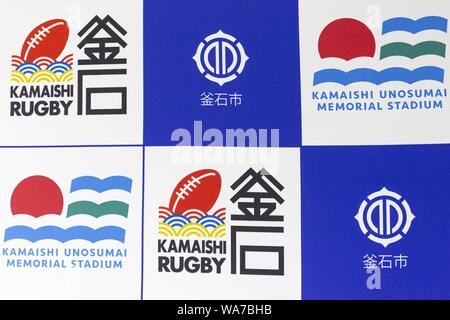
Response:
[169,169,221,214]
[21,19,69,62]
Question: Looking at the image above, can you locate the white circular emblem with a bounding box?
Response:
[355,187,415,247]
[193,30,249,86]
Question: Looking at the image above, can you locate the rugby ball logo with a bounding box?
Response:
[21,19,69,62]
[11,19,73,84]
[169,169,222,214]
[159,169,226,238]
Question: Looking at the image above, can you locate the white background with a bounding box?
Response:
[0,0,143,146]
[299,0,450,146]
[143,147,301,300]
[0,147,142,299]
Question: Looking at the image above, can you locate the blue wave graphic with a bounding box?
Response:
[47,62,72,74]
[16,63,41,74]
[313,67,445,86]
[198,216,225,228]
[164,215,191,228]
[70,176,132,193]
[4,226,125,243]
[382,16,448,34]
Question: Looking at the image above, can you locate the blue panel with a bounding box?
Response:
[301,145,450,299]
[144,0,301,147]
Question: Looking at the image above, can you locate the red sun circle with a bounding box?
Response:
[11,176,64,218]
[318,18,376,61]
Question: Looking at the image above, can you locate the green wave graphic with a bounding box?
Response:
[67,201,129,218]
[380,41,446,59]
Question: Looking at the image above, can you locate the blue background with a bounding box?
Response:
[301,145,450,300]
[144,0,301,147]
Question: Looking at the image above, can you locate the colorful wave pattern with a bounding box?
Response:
[4,176,132,243]
[315,16,448,86]
[11,54,73,83]
[158,206,226,238]
[67,176,132,219]
[381,16,447,60]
